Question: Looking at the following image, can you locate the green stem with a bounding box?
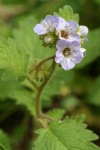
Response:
[27,76,38,90]
[35,55,55,70]
[27,55,55,90]
[35,59,56,126]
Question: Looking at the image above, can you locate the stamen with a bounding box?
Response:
[62,48,71,57]
[60,30,69,39]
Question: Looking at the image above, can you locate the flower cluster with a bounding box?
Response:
[34,15,88,70]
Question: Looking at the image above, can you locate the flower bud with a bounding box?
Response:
[44,35,55,44]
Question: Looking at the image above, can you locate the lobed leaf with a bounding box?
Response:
[0,37,28,81]
[55,5,79,22]
[0,80,35,116]
[33,115,100,150]
[8,88,35,116]
[46,108,65,120]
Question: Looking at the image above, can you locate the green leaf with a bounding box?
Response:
[33,115,100,150]
[0,130,11,150]
[13,16,54,64]
[0,37,28,81]
[0,145,5,150]
[87,76,100,106]
[0,80,35,116]
[46,108,65,120]
[0,20,11,38]
[76,29,100,68]
[55,5,79,22]
[9,88,35,116]
[0,80,22,99]
[13,16,36,64]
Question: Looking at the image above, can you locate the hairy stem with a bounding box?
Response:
[36,55,55,70]
[27,56,55,90]
[35,59,56,126]
[27,76,38,90]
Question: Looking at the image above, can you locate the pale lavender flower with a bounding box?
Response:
[34,15,59,35]
[57,18,80,42]
[55,40,85,70]
[34,15,59,44]
[77,25,89,44]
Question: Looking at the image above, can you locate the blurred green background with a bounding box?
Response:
[0,0,100,149]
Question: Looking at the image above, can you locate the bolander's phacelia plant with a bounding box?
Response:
[0,3,100,150]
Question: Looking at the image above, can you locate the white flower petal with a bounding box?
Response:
[55,52,64,63]
[56,40,68,52]
[44,15,59,30]
[61,58,75,70]
[57,17,68,29]
[69,33,80,42]
[34,23,47,35]
[34,15,59,35]
[78,25,88,36]
[67,20,79,32]
[71,50,83,64]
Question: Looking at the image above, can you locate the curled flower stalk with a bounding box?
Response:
[35,57,56,127]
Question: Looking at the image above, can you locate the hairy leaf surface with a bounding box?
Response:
[34,116,100,150]
[55,5,79,22]
[0,37,28,81]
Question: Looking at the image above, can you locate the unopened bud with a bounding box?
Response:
[44,35,54,44]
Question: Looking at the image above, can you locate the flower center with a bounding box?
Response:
[60,30,69,39]
[62,48,71,57]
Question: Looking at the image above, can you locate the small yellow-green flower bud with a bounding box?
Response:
[44,35,55,44]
